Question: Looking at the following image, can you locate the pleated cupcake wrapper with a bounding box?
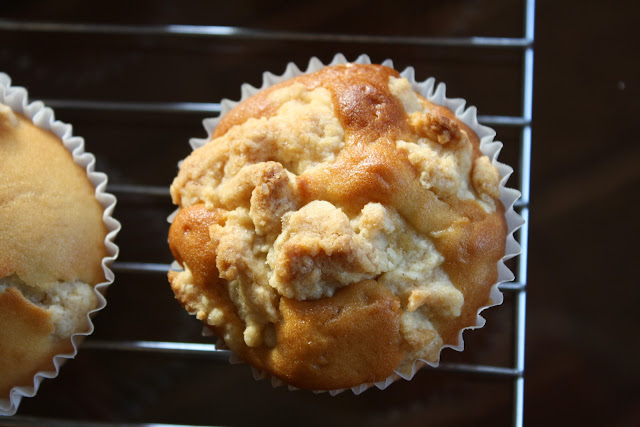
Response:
[0,72,121,416]
[185,53,524,395]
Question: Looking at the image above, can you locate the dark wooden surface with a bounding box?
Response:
[1,0,638,425]
[527,1,639,425]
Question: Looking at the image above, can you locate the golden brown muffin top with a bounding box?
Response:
[168,63,507,390]
[0,109,107,289]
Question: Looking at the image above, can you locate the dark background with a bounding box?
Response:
[1,0,638,425]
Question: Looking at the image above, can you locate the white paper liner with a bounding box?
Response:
[178,53,524,395]
[0,72,121,415]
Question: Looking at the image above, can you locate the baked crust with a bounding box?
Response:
[0,113,107,288]
[0,288,72,396]
[169,63,507,389]
[0,109,106,396]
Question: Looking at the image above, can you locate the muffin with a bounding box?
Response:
[0,73,118,414]
[168,59,515,391]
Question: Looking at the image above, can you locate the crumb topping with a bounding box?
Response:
[168,64,507,388]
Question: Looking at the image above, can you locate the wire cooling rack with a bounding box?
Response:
[0,1,533,425]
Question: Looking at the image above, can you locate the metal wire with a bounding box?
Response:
[510,0,535,425]
[1,416,199,427]
[0,19,532,48]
